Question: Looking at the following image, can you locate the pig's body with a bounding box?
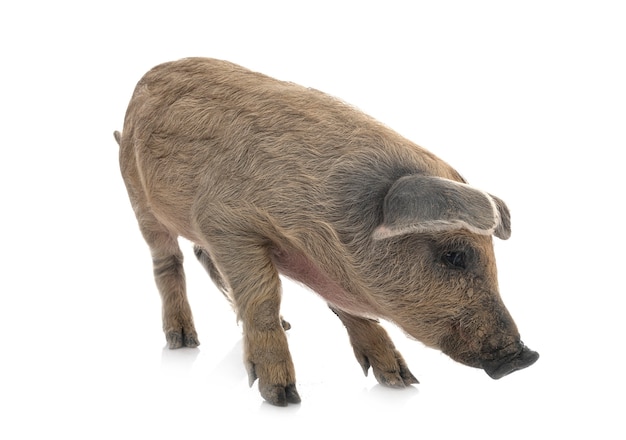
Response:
[116,58,537,406]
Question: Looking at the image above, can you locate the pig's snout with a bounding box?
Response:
[482,343,539,379]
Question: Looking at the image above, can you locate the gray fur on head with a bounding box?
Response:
[372,175,511,240]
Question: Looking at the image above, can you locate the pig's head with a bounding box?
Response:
[371,174,538,378]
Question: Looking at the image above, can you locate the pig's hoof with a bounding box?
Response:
[248,364,301,406]
[374,367,419,388]
[359,349,419,388]
[166,330,200,349]
[280,316,291,331]
[260,383,301,407]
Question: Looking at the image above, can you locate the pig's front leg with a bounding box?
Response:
[204,231,301,406]
[331,307,418,387]
[243,311,300,406]
[193,244,293,331]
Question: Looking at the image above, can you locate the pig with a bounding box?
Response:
[115,57,538,406]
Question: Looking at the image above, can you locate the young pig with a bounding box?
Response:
[115,57,538,406]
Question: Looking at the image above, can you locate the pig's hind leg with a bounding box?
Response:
[119,140,198,349]
[193,244,230,296]
[331,307,418,387]
[139,216,199,349]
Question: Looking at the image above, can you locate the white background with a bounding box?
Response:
[2,1,624,438]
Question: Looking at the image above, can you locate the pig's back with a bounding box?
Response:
[120,57,459,243]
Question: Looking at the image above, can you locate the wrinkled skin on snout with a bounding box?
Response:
[116,57,538,406]
[370,231,538,380]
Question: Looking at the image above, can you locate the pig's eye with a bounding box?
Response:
[443,251,467,269]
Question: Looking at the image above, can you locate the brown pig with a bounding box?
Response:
[115,57,538,406]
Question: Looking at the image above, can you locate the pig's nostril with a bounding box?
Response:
[482,345,539,379]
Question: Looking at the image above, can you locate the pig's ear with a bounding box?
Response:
[372,175,512,240]
[488,193,511,240]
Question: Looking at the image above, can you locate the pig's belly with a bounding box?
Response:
[271,247,376,318]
